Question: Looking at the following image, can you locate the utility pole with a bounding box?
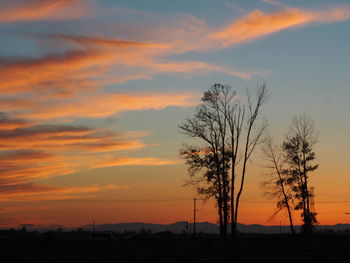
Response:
[193,198,197,236]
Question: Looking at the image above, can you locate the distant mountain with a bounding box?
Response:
[82,221,218,234]
[79,222,350,234]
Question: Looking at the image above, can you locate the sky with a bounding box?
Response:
[0,0,349,229]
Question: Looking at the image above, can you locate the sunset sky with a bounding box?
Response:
[0,0,349,228]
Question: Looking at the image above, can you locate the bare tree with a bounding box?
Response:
[282,114,319,234]
[180,83,268,238]
[232,84,268,236]
[227,99,244,238]
[179,84,233,237]
[261,135,295,234]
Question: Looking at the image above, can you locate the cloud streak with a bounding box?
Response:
[0,121,176,199]
[0,183,128,201]
[0,113,30,130]
[210,6,350,48]
[0,33,246,96]
[0,0,90,23]
[17,93,197,120]
[0,150,73,186]
[0,124,145,152]
[92,157,179,169]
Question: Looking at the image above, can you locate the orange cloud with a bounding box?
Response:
[0,183,128,202]
[0,150,73,186]
[0,113,30,130]
[0,0,90,23]
[52,34,167,49]
[2,5,349,96]
[92,157,179,169]
[0,33,166,95]
[49,34,238,79]
[211,8,313,47]
[211,7,350,48]
[0,90,190,201]
[0,149,133,202]
[0,150,55,164]
[18,93,197,120]
[0,97,33,110]
[0,33,237,96]
[0,124,145,152]
[0,122,148,191]
[0,49,113,95]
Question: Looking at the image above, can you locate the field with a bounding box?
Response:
[1,230,350,262]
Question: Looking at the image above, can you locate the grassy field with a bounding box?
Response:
[1,230,350,262]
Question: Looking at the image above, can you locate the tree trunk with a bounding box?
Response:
[231,162,235,238]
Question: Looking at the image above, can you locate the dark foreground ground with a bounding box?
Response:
[1,230,350,262]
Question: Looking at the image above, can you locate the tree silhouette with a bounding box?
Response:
[282,115,319,234]
[232,84,268,237]
[179,84,233,237]
[261,135,295,234]
[179,83,268,238]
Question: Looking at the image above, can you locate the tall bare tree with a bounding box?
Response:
[227,99,244,238]
[232,84,268,236]
[179,84,233,237]
[180,83,268,238]
[282,114,319,234]
[261,135,295,234]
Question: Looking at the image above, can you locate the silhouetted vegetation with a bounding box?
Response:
[262,115,319,235]
[261,136,296,234]
[282,115,319,234]
[179,83,268,238]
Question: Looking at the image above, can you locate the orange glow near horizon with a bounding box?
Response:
[2,197,349,228]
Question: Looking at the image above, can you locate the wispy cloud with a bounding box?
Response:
[53,34,167,49]
[0,32,247,96]
[0,150,73,185]
[17,93,197,120]
[260,0,287,8]
[0,124,145,152]
[92,157,179,169]
[210,6,350,48]
[0,0,90,23]
[0,120,177,200]
[0,48,114,95]
[0,113,30,130]
[0,183,128,201]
